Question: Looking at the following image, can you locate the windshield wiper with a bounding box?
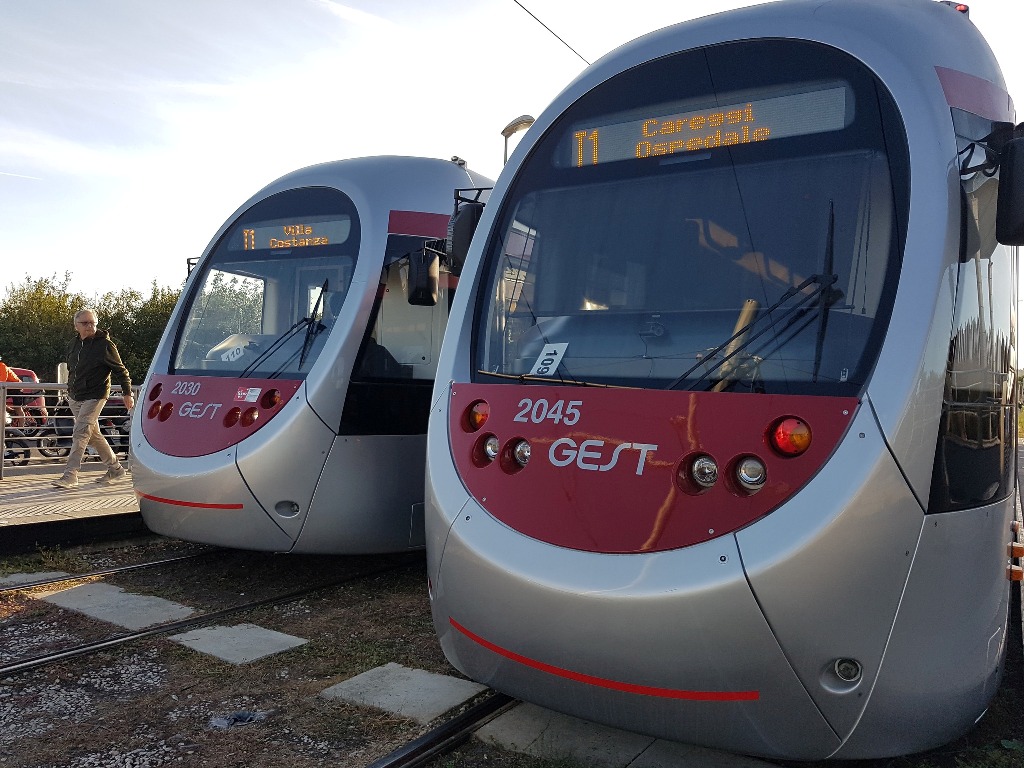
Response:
[667,205,843,392]
[666,272,839,391]
[299,280,329,369]
[475,370,632,388]
[746,203,844,382]
[238,280,328,379]
[812,203,836,383]
[236,321,309,379]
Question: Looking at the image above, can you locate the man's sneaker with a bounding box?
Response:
[52,475,79,489]
[95,466,128,486]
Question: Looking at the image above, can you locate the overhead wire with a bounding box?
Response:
[511,0,591,65]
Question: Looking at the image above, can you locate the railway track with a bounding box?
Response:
[1,544,535,766]
[0,558,418,677]
[0,548,220,595]
[367,692,517,768]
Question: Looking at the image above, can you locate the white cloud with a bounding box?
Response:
[313,0,399,30]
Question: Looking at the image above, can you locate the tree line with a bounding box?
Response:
[0,274,182,384]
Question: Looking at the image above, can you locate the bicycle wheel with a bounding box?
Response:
[4,439,30,466]
[37,430,71,459]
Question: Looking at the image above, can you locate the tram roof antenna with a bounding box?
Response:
[511,0,590,66]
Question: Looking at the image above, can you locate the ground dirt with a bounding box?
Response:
[0,537,577,768]
[2,537,1023,768]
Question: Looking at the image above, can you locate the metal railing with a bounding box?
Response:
[2,382,136,480]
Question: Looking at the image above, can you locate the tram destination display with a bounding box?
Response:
[228,215,352,251]
[561,81,850,167]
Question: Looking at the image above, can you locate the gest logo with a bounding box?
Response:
[178,402,224,420]
[549,438,657,475]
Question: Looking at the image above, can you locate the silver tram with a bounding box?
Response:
[424,0,1024,758]
[132,156,491,553]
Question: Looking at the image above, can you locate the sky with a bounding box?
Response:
[0,0,1020,300]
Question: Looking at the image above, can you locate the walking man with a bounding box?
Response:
[52,309,135,489]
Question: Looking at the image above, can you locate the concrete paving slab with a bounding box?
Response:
[0,571,70,585]
[170,623,308,664]
[321,662,486,724]
[477,703,776,768]
[40,581,194,630]
[475,703,655,768]
[630,739,775,768]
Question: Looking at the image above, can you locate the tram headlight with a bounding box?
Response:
[691,455,719,488]
[735,456,767,492]
[241,407,259,427]
[483,435,500,460]
[769,417,811,456]
[147,401,162,419]
[512,439,531,467]
[158,402,174,422]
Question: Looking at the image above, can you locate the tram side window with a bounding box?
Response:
[353,260,448,381]
[343,258,444,436]
[929,114,1016,512]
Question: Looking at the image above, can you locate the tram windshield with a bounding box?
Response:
[172,187,361,378]
[475,40,909,395]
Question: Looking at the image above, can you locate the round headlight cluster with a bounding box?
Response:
[675,414,814,494]
[464,399,530,473]
[681,453,767,495]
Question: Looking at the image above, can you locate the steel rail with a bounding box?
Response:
[365,692,517,768]
[0,559,417,676]
[0,549,222,595]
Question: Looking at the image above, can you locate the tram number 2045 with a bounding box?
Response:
[513,398,583,426]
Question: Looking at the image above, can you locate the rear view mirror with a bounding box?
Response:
[408,240,442,306]
[446,200,485,274]
[997,136,1024,245]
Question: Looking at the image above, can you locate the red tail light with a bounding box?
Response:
[224,407,241,428]
[465,400,490,432]
[770,417,811,456]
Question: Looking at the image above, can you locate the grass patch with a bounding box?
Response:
[954,741,1024,768]
[0,545,90,576]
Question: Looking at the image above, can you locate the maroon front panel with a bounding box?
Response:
[141,374,302,458]
[449,384,858,553]
[935,66,1014,123]
[387,210,449,238]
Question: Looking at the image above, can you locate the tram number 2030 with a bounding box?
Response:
[513,398,583,426]
[171,380,202,396]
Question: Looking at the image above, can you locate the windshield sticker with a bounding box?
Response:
[529,343,569,377]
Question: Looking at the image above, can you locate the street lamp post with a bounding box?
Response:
[502,115,536,164]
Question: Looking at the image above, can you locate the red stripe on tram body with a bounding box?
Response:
[449,617,759,702]
[137,492,243,510]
